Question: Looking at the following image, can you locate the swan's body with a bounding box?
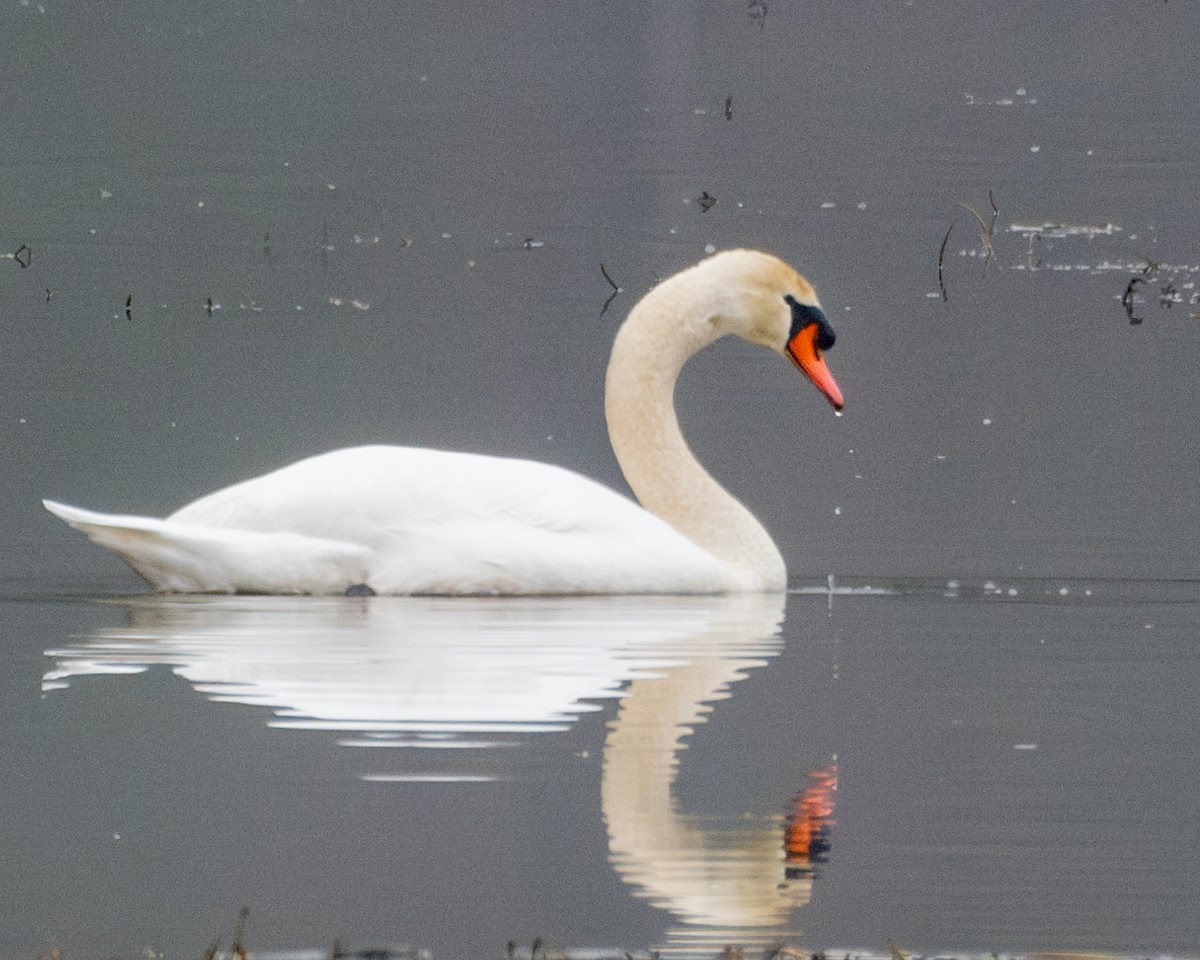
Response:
[44,249,844,595]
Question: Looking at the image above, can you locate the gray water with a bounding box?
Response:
[2,1,1199,957]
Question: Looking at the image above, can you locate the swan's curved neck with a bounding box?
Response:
[604,277,786,591]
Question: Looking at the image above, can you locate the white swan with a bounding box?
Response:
[43,249,844,595]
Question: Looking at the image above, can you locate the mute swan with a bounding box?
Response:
[43,249,843,595]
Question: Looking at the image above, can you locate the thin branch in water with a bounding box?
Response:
[1123,257,1160,325]
[956,200,995,276]
[1122,275,1145,324]
[599,263,623,317]
[937,222,954,302]
[600,262,619,292]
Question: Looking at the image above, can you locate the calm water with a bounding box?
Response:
[3,0,1200,956]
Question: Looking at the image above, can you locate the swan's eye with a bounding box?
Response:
[784,294,836,351]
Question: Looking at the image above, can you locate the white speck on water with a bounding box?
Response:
[982,418,992,425]
[88,228,97,235]
[100,189,113,200]
[466,259,476,268]
[834,409,843,418]
[1084,589,1092,597]
[351,300,370,311]
[984,581,997,592]
[329,297,343,306]
[820,201,836,209]
[113,833,122,841]
[1030,145,1041,153]
[196,201,204,208]
[704,243,716,254]
[692,107,706,115]
[18,418,27,424]
[327,183,336,190]
[834,506,842,516]
[947,579,960,589]
[1058,587,1069,596]
[1007,587,1019,597]
[1013,743,1039,751]
[441,232,452,239]
[857,201,867,210]
[1015,87,1027,96]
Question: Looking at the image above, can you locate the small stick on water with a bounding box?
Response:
[988,189,999,234]
[7,243,32,268]
[938,222,954,302]
[600,263,619,292]
[956,200,995,276]
[725,95,733,120]
[1123,275,1145,324]
[599,263,622,317]
[125,294,133,321]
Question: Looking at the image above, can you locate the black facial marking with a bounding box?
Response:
[784,294,836,351]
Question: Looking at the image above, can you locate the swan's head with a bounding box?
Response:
[701,250,845,411]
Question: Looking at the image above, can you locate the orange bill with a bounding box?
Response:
[786,321,844,411]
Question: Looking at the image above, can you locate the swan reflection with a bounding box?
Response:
[44,593,835,953]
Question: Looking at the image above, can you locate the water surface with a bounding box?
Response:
[3,1,1199,956]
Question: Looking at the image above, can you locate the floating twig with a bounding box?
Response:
[725,95,733,120]
[698,190,717,213]
[7,243,32,268]
[1122,275,1145,324]
[600,262,619,292]
[1122,258,1159,325]
[937,222,954,302]
[955,199,995,276]
[124,294,133,321]
[599,263,622,317]
[747,0,768,29]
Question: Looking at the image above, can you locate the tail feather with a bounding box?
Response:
[42,499,370,594]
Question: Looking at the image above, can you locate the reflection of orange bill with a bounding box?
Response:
[787,323,844,411]
[785,762,838,864]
